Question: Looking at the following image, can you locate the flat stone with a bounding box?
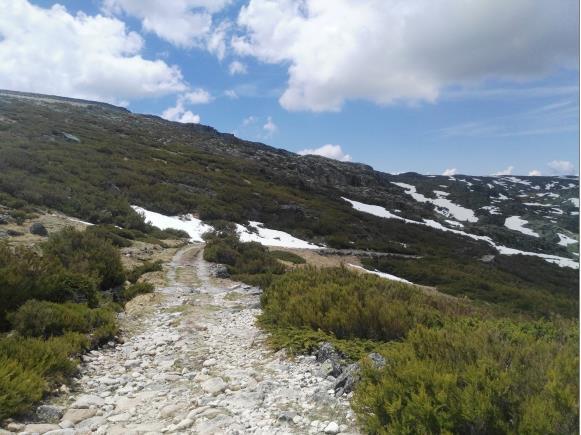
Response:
[75,416,107,430]
[201,377,227,395]
[107,412,131,423]
[202,358,217,367]
[24,423,61,433]
[61,408,96,424]
[44,430,76,435]
[159,403,184,419]
[71,394,105,409]
[115,397,142,412]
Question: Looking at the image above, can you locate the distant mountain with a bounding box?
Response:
[0,89,578,316]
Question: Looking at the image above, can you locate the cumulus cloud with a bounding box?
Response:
[528,169,542,176]
[263,116,277,135]
[103,0,231,49]
[442,168,457,176]
[548,160,575,175]
[161,100,200,124]
[233,0,578,111]
[492,166,514,176]
[161,89,212,123]
[229,60,248,75]
[0,0,187,105]
[298,144,352,162]
[182,88,213,104]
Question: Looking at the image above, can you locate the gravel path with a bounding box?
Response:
[12,244,358,435]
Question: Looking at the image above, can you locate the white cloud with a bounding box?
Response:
[0,0,187,105]
[548,160,575,175]
[298,144,352,162]
[103,0,231,49]
[233,0,578,112]
[224,89,238,99]
[263,116,277,135]
[229,60,248,75]
[442,168,457,176]
[242,115,256,126]
[528,169,542,176]
[161,89,212,123]
[183,88,213,104]
[492,166,514,176]
[161,100,200,124]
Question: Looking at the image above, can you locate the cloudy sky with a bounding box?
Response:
[0,0,579,176]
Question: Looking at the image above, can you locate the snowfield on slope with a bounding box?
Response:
[504,216,540,238]
[132,206,212,242]
[391,182,478,222]
[133,206,321,249]
[343,198,578,269]
[236,221,323,249]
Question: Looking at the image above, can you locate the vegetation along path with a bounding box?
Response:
[23,244,358,434]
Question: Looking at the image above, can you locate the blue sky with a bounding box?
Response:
[2,0,579,176]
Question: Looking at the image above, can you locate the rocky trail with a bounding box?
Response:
[11,245,358,435]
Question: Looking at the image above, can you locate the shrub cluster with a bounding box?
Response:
[260,267,473,341]
[353,319,579,434]
[126,260,163,283]
[203,232,285,286]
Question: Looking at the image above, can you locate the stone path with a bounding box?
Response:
[12,244,358,435]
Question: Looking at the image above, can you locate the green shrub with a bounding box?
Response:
[0,332,90,419]
[0,356,45,420]
[353,319,579,435]
[270,250,306,264]
[120,282,154,302]
[261,266,473,341]
[127,261,163,283]
[43,227,125,290]
[8,300,117,343]
[203,233,286,286]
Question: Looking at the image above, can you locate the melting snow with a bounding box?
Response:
[132,206,212,242]
[392,182,478,222]
[568,198,579,207]
[557,234,578,247]
[523,203,553,207]
[348,264,413,284]
[481,206,501,215]
[343,198,578,269]
[236,222,322,249]
[504,216,540,238]
[504,177,531,186]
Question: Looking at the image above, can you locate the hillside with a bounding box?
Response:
[0,89,578,316]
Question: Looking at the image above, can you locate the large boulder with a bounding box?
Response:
[30,222,48,236]
[36,404,64,423]
[212,264,230,278]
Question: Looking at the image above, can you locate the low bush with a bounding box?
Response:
[120,282,154,302]
[43,227,125,290]
[0,332,89,419]
[8,300,117,344]
[260,267,474,341]
[203,233,285,285]
[126,260,163,283]
[353,319,579,434]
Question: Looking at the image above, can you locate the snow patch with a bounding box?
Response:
[343,198,578,269]
[557,233,578,247]
[504,216,540,238]
[132,206,212,242]
[236,222,322,249]
[392,182,477,222]
[567,198,579,207]
[348,264,413,284]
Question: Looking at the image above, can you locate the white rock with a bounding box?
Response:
[201,377,227,395]
[324,422,340,434]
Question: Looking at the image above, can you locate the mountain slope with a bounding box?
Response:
[0,89,578,316]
